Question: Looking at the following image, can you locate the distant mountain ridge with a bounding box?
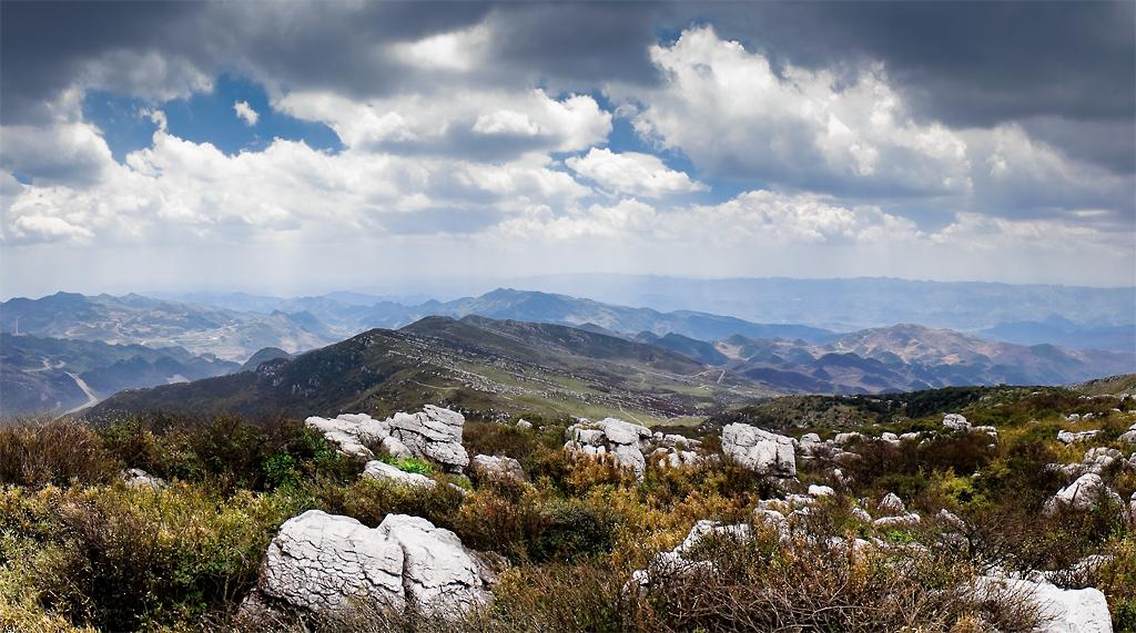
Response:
[90,315,770,423]
[88,315,1136,422]
[0,292,337,361]
[0,334,238,415]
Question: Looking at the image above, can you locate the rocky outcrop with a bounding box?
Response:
[253,510,490,619]
[721,423,796,477]
[470,454,527,483]
[306,405,469,472]
[976,575,1112,633]
[1058,429,1101,445]
[564,418,702,478]
[564,418,651,476]
[942,413,971,431]
[363,460,437,489]
[1118,423,1136,444]
[629,520,752,589]
[121,468,166,490]
[1044,473,1123,514]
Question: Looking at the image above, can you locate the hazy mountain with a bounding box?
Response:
[978,316,1136,352]
[87,313,1135,423]
[506,274,1136,332]
[0,334,239,415]
[0,292,337,361]
[89,316,771,423]
[704,324,1136,394]
[240,347,292,372]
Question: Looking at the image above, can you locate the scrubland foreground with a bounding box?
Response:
[1,383,1135,632]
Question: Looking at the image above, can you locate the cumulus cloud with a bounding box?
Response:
[233,100,259,126]
[278,88,611,161]
[566,148,705,197]
[613,26,972,196]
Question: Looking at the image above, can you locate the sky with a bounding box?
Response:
[1,1,1134,298]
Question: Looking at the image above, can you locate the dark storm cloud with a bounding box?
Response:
[2,1,1132,172]
[691,2,1135,172]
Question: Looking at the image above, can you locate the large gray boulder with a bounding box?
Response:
[260,510,406,613]
[1044,473,1123,514]
[306,405,470,472]
[721,423,796,477]
[375,514,492,612]
[255,510,490,618]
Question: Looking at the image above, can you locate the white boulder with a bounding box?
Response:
[1045,473,1123,514]
[942,413,971,431]
[1058,430,1101,445]
[121,468,166,490]
[721,424,796,477]
[976,575,1112,633]
[306,405,469,472]
[469,454,527,483]
[363,460,437,489]
[256,510,490,618]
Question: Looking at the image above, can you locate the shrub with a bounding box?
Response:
[0,420,117,487]
[0,483,306,631]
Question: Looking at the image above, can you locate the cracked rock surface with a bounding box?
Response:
[254,510,490,619]
[306,405,469,472]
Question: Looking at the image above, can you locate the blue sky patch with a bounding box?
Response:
[83,75,343,162]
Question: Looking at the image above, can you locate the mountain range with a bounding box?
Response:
[88,315,1134,423]
[3,286,1134,418]
[0,334,238,415]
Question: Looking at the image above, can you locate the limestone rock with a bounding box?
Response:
[121,468,166,490]
[1045,473,1123,514]
[515,419,533,430]
[306,405,469,472]
[976,575,1112,633]
[808,484,835,497]
[1058,430,1101,445]
[363,460,437,489]
[256,510,490,619]
[721,423,796,477]
[470,454,527,483]
[564,418,698,478]
[942,413,971,431]
[260,510,406,613]
[877,492,906,516]
[375,514,491,612]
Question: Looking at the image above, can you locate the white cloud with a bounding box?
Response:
[233,100,259,126]
[565,148,705,197]
[278,88,611,157]
[614,26,973,196]
[389,24,491,72]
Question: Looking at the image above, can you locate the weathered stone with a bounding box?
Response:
[877,492,906,516]
[873,513,921,528]
[470,454,527,483]
[808,484,835,497]
[306,406,469,472]
[363,460,437,489]
[942,413,971,431]
[721,424,796,477]
[256,511,490,619]
[515,419,532,430]
[260,510,406,613]
[376,514,491,612]
[976,575,1111,633]
[1045,473,1123,514]
[1058,429,1101,445]
[121,468,166,490]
